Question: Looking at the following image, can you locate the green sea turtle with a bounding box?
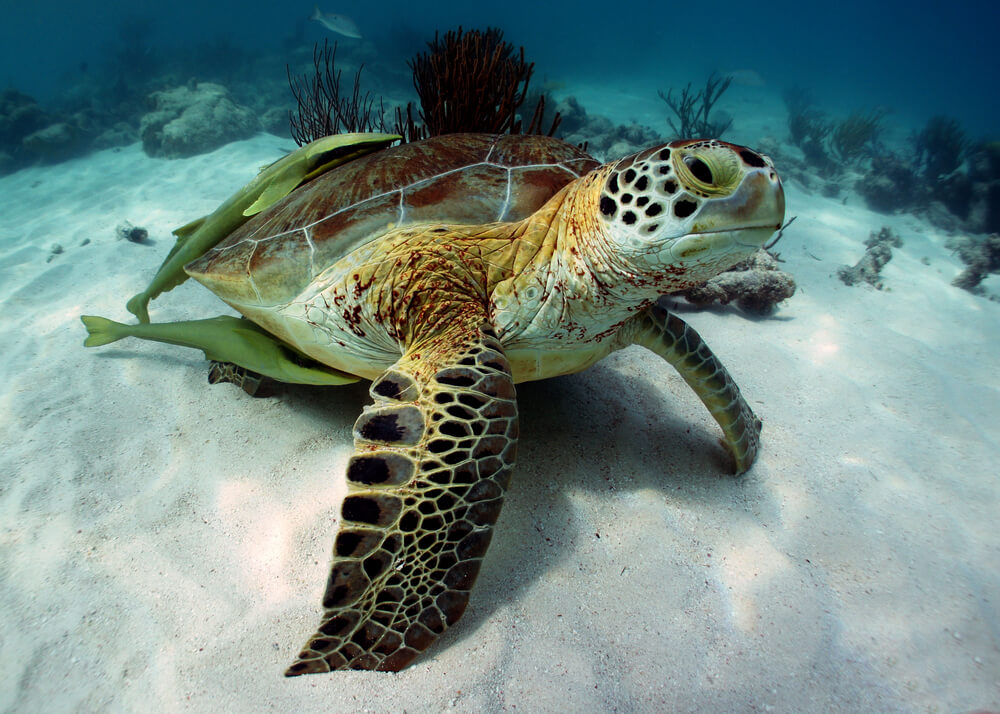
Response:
[83,132,784,674]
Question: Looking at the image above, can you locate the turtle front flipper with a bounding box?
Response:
[625,303,762,474]
[287,318,518,674]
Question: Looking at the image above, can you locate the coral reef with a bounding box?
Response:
[947,233,1000,293]
[679,250,796,315]
[778,102,996,243]
[856,116,971,221]
[857,152,921,212]
[914,115,966,181]
[782,89,885,176]
[0,88,130,174]
[838,227,902,289]
[0,90,59,172]
[859,132,1000,235]
[20,122,81,162]
[286,40,385,146]
[964,142,1000,234]
[139,82,259,159]
[0,89,48,149]
[92,122,139,151]
[554,97,661,161]
[658,73,733,139]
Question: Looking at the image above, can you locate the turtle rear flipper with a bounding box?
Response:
[207,361,269,397]
[287,317,518,674]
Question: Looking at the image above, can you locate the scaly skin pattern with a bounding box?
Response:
[187,139,784,673]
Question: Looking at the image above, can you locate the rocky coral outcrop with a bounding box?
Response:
[21,122,81,162]
[0,89,49,147]
[964,142,1000,234]
[947,232,1000,294]
[838,227,902,289]
[0,88,141,174]
[857,153,921,213]
[0,89,52,173]
[680,250,796,314]
[139,81,259,159]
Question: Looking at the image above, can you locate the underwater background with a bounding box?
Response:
[3,0,998,134]
[2,1,1000,712]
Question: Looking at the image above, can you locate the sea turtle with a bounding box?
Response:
[83,132,784,674]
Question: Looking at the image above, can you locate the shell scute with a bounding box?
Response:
[505,166,579,221]
[247,229,314,300]
[403,164,509,224]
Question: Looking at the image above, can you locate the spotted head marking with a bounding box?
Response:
[596,139,785,285]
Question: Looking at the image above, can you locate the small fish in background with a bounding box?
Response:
[311,5,362,39]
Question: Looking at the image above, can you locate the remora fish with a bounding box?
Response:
[311,5,362,39]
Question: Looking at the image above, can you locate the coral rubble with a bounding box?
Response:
[838,227,903,289]
[116,221,150,244]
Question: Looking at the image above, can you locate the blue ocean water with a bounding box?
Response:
[2,0,997,136]
[3,1,1000,708]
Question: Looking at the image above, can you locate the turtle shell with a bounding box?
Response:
[186,133,598,308]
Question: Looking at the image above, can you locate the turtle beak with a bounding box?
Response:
[670,165,785,263]
[690,166,785,240]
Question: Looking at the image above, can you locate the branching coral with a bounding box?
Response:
[830,110,883,165]
[783,88,832,167]
[286,40,385,146]
[914,115,966,180]
[399,27,557,142]
[658,73,732,139]
[784,89,829,147]
[784,90,885,171]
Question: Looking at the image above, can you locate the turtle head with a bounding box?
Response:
[595,139,785,289]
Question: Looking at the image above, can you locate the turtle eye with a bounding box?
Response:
[684,156,713,184]
[675,144,742,196]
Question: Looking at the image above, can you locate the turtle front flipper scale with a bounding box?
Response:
[286,316,518,674]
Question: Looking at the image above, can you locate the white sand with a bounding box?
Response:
[1,133,997,712]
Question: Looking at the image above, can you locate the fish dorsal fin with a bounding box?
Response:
[172,215,207,239]
[160,215,209,266]
[242,173,303,217]
[242,133,403,217]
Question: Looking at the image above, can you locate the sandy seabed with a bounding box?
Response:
[0,128,997,712]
